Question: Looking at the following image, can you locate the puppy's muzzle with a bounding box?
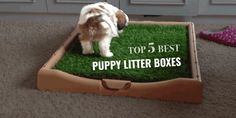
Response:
[118,24,125,31]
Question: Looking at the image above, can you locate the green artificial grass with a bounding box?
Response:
[55,24,192,82]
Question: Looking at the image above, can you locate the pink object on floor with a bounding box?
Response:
[199,26,236,47]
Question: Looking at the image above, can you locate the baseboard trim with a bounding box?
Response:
[0,13,236,24]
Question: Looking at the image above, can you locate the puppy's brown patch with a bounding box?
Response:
[116,10,127,30]
[79,15,107,41]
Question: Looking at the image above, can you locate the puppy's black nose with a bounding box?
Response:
[118,24,125,30]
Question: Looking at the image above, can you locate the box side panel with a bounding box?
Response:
[37,69,101,93]
[188,23,201,81]
[100,78,202,103]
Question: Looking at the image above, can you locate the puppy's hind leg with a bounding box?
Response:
[98,36,113,57]
[80,40,94,55]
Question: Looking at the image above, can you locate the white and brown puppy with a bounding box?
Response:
[78,2,129,57]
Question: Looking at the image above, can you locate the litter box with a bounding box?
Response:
[37,21,202,103]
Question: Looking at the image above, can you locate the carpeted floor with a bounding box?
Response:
[0,21,235,118]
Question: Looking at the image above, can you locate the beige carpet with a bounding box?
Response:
[0,21,235,118]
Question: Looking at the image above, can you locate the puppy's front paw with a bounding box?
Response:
[82,50,94,55]
[101,52,113,57]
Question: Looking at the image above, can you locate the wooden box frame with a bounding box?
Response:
[37,21,202,103]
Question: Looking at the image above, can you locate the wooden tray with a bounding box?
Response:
[37,21,202,104]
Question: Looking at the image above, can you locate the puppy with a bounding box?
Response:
[78,2,129,57]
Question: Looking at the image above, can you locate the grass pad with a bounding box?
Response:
[55,24,192,82]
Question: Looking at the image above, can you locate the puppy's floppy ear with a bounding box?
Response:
[116,10,128,30]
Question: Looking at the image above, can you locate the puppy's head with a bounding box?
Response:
[115,10,129,31]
